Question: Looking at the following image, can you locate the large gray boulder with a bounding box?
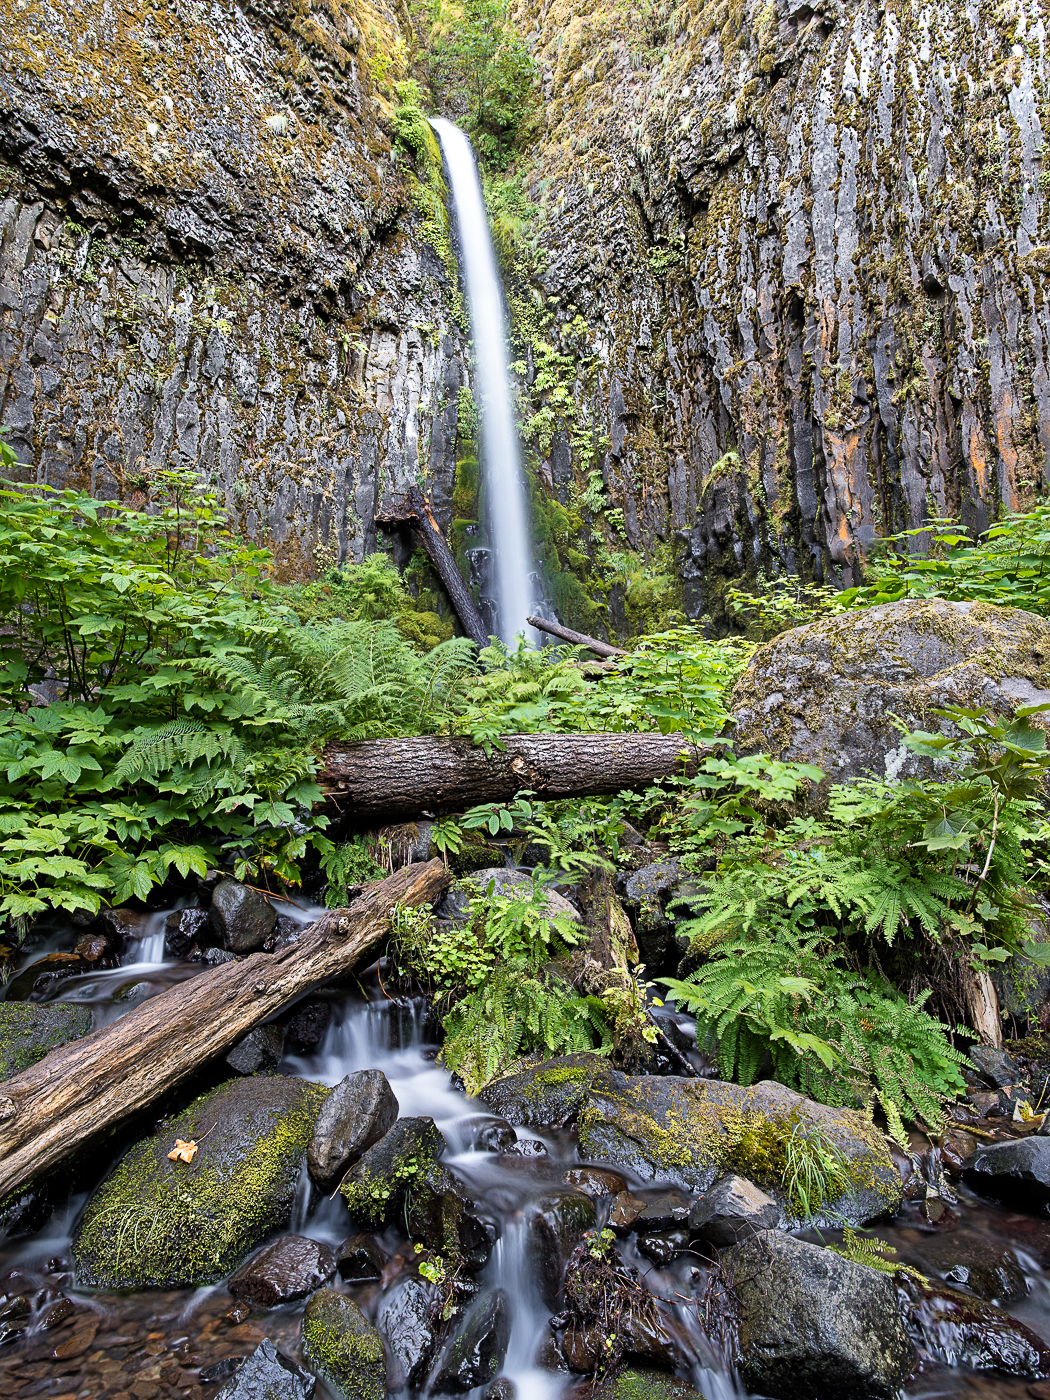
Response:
[307,1069,399,1192]
[480,1053,608,1128]
[730,600,1050,791]
[963,1136,1050,1211]
[577,1073,901,1227]
[73,1075,329,1287]
[209,878,277,953]
[725,1231,916,1400]
[0,1002,92,1081]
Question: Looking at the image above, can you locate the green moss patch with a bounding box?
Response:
[300,1287,385,1400]
[0,1002,92,1082]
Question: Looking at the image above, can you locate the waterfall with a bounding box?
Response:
[430,117,535,646]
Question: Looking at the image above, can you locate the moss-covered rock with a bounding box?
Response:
[0,1001,92,1081]
[446,840,508,876]
[73,1075,329,1288]
[577,1073,902,1228]
[731,600,1050,793]
[339,1116,444,1226]
[592,1369,703,1400]
[300,1287,385,1400]
[479,1052,609,1128]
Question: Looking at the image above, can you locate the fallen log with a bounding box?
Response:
[378,486,489,649]
[322,732,706,819]
[527,614,626,659]
[0,859,451,1200]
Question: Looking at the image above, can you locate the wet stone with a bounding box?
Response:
[609,1192,646,1233]
[377,1277,442,1390]
[405,1162,497,1273]
[480,1052,607,1128]
[912,1233,1027,1302]
[964,1137,1050,1212]
[225,1023,284,1076]
[468,1117,517,1152]
[561,1167,627,1199]
[283,999,332,1052]
[340,1116,445,1226]
[336,1233,388,1282]
[688,1174,782,1247]
[300,1288,385,1400]
[528,1189,598,1309]
[968,1045,1026,1089]
[209,879,277,954]
[634,1192,691,1232]
[227,1234,336,1309]
[485,1380,516,1400]
[0,1002,92,1081]
[503,1137,547,1157]
[637,1229,689,1266]
[900,1274,1050,1376]
[939,1129,980,1175]
[164,907,208,958]
[214,1337,315,1400]
[434,1288,510,1394]
[308,1069,399,1193]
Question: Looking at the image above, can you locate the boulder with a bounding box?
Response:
[480,1053,608,1128]
[725,1231,915,1400]
[434,1288,510,1393]
[97,905,151,951]
[527,1189,597,1308]
[308,1069,399,1192]
[284,999,332,1052]
[619,861,684,976]
[910,1233,1026,1302]
[213,1338,316,1400]
[377,1277,443,1390]
[967,1045,1025,1089]
[340,1116,445,1225]
[300,1289,385,1400]
[0,1002,92,1081]
[225,1023,285,1076]
[633,1192,691,1232]
[466,869,580,921]
[228,1234,336,1308]
[73,1074,328,1287]
[688,1174,782,1246]
[637,1229,689,1266]
[964,1137,1050,1211]
[561,1167,627,1199]
[209,879,277,953]
[578,1073,901,1226]
[730,600,1050,791]
[405,1162,498,1273]
[899,1274,1050,1376]
[164,907,209,959]
[336,1232,388,1282]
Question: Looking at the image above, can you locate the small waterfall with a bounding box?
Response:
[430,117,536,646]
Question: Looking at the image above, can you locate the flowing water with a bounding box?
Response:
[3,909,1050,1400]
[430,118,535,647]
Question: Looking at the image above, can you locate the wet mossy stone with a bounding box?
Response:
[577,1073,902,1228]
[730,599,1050,793]
[72,1074,329,1288]
[447,842,506,876]
[592,1369,702,1400]
[339,1116,444,1226]
[0,1002,92,1082]
[479,1053,608,1129]
[300,1288,385,1400]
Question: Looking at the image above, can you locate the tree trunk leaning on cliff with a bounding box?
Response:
[0,860,452,1201]
[378,487,489,648]
[526,614,626,659]
[321,732,706,820]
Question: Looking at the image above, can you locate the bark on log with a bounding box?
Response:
[379,487,489,648]
[322,732,705,819]
[0,860,451,1200]
[527,614,626,659]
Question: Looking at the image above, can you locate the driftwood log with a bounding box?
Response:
[378,487,489,648]
[0,860,451,1200]
[527,614,626,659]
[322,732,706,819]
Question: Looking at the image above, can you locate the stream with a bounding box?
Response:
[2,904,1050,1400]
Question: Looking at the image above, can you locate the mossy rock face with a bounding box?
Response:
[593,1368,703,1400]
[479,1053,609,1128]
[0,1001,92,1082]
[446,841,507,876]
[339,1116,444,1226]
[577,1073,902,1228]
[73,1075,329,1288]
[730,599,1050,793]
[300,1287,385,1400]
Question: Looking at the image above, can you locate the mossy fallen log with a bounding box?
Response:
[0,860,451,1200]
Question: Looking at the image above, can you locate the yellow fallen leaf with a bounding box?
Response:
[168,1139,198,1163]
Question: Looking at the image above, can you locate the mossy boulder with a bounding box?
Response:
[300,1288,385,1400]
[446,841,507,876]
[479,1052,609,1128]
[0,1001,92,1081]
[592,1369,703,1400]
[73,1074,329,1288]
[339,1116,444,1226]
[730,599,1050,792]
[577,1073,902,1228]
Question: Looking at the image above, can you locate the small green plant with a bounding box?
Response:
[587,1227,616,1259]
[829,1228,927,1282]
[780,1123,852,1220]
[320,837,385,906]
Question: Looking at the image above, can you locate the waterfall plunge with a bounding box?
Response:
[431,118,536,646]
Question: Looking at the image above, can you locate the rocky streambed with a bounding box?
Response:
[2,875,1050,1400]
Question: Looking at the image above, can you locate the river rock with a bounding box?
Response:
[561,1167,627,1198]
[467,1116,517,1152]
[73,1074,328,1288]
[619,861,684,976]
[213,1338,316,1400]
[3,952,93,1002]
[528,1189,597,1308]
[300,1289,385,1400]
[336,1233,388,1282]
[480,1053,608,1128]
[591,1370,702,1400]
[434,1288,510,1393]
[284,999,332,1052]
[164,907,209,958]
[377,1277,442,1390]
[225,1023,285,1076]
[97,905,151,951]
[578,1073,901,1226]
[638,1229,689,1266]
[731,600,1050,791]
[899,1274,1050,1376]
[967,1046,1025,1089]
[228,1234,336,1308]
[911,1233,1027,1302]
[726,1231,915,1400]
[340,1116,445,1225]
[405,1162,498,1273]
[688,1174,782,1246]
[209,879,277,953]
[964,1137,1050,1211]
[634,1192,691,1232]
[0,1002,92,1081]
[307,1069,399,1192]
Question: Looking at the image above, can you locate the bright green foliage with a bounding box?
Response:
[725,575,841,641]
[779,1122,853,1221]
[321,838,386,907]
[829,1228,926,1282]
[837,510,1050,615]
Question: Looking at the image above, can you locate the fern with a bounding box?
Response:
[829,1228,927,1282]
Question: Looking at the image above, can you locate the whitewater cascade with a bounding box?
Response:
[430,117,535,645]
